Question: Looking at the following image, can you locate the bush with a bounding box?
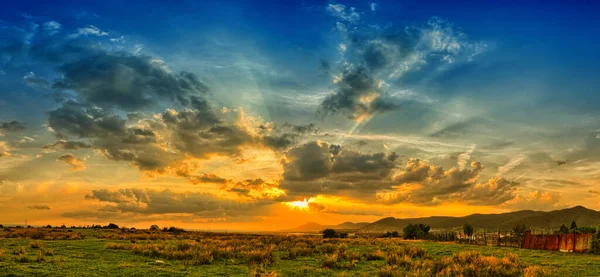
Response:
[365,249,386,261]
[463,223,474,237]
[105,223,119,229]
[403,224,430,239]
[322,228,337,239]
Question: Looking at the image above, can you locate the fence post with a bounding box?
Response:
[484,231,487,246]
[497,230,500,246]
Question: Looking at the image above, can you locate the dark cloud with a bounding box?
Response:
[261,123,318,151]
[46,99,293,177]
[52,53,209,110]
[43,140,92,150]
[48,101,127,139]
[377,159,517,205]
[319,65,399,120]
[0,121,25,132]
[280,141,400,199]
[222,178,280,199]
[27,204,51,210]
[83,188,273,217]
[57,153,86,171]
[279,142,517,205]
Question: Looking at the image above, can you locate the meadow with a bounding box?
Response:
[0,227,599,277]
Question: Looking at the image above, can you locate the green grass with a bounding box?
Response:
[0,232,599,276]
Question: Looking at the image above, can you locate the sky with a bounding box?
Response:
[1,0,600,231]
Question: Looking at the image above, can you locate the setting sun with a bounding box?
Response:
[284,198,313,210]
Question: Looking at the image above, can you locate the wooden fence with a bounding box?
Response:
[521,231,593,252]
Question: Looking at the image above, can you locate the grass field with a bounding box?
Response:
[0,228,598,277]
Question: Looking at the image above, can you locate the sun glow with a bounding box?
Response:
[284,198,313,210]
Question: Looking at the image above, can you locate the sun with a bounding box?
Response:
[284,198,312,210]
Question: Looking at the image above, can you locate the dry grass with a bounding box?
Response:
[248,267,280,277]
[378,249,547,277]
[1,228,84,240]
[95,230,547,276]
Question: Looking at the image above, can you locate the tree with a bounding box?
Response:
[559,224,569,234]
[105,223,119,229]
[322,228,337,239]
[463,223,474,237]
[403,224,431,239]
[578,226,596,234]
[150,225,160,231]
[570,221,578,231]
[513,223,527,237]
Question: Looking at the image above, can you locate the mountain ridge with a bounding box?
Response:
[283,206,600,233]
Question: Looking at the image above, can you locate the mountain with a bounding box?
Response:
[284,206,600,233]
[282,221,370,233]
[362,206,600,232]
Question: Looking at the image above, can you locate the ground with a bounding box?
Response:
[0,228,598,277]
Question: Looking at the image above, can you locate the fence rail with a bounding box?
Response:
[522,231,593,253]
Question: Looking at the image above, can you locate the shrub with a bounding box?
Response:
[322,253,339,268]
[378,265,402,277]
[30,241,43,249]
[189,251,214,265]
[365,249,385,261]
[246,247,275,266]
[322,228,337,239]
[403,224,430,239]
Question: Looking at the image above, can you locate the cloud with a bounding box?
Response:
[222,178,282,199]
[81,188,274,218]
[457,144,475,169]
[370,3,378,12]
[326,4,360,23]
[261,123,318,150]
[0,121,25,132]
[42,21,61,35]
[280,141,400,199]
[23,71,51,89]
[68,25,108,38]
[319,65,399,120]
[27,204,51,210]
[376,159,518,205]
[320,12,486,120]
[496,153,527,176]
[502,190,561,211]
[57,154,86,171]
[0,141,11,157]
[51,53,210,110]
[43,140,92,150]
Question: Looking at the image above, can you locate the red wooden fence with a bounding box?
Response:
[522,231,593,253]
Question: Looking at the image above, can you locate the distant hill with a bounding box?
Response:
[284,206,600,233]
[282,221,370,233]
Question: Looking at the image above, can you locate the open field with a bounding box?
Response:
[0,228,598,276]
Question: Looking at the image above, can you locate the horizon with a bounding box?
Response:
[2,0,600,232]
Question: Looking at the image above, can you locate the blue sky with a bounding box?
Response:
[0,0,599,229]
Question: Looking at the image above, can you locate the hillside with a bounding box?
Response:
[285,206,600,233]
[282,221,370,233]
